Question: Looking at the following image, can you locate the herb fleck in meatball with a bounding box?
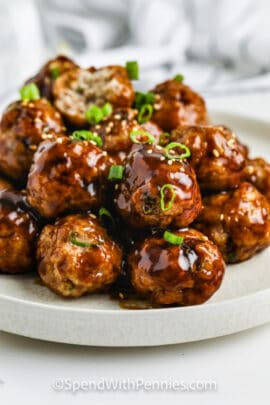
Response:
[115,144,202,229]
[0,190,38,273]
[129,228,225,306]
[171,125,248,191]
[194,182,270,263]
[27,137,109,218]
[0,99,65,184]
[37,213,122,297]
[150,79,208,131]
[53,66,134,126]
[25,55,78,100]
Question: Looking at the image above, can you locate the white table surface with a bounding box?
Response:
[1,92,270,405]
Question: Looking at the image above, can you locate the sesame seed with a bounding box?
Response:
[114,114,121,120]
[29,145,37,151]
[154,104,161,110]
[220,214,224,220]
[156,145,163,150]
[160,156,166,161]
[115,184,119,190]
[213,149,220,158]
[119,292,124,299]
[168,160,173,165]
[90,214,96,219]
[147,149,153,154]
[227,139,235,147]
[95,125,101,130]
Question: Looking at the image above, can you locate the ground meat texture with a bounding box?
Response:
[53,66,134,126]
[194,182,270,263]
[0,190,38,273]
[150,79,208,131]
[27,137,109,218]
[25,55,78,100]
[243,158,270,202]
[0,99,65,185]
[171,125,248,191]
[37,213,122,297]
[90,108,161,164]
[129,228,225,306]
[115,144,202,229]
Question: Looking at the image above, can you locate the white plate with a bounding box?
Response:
[0,110,270,347]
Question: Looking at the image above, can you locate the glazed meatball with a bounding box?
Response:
[0,99,65,184]
[243,158,270,202]
[115,144,202,229]
[37,213,122,297]
[90,108,161,164]
[194,182,270,263]
[53,66,134,126]
[0,190,38,273]
[129,228,225,306]
[27,137,109,218]
[25,55,78,100]
[150,79,208,131]
[171,125,248,191]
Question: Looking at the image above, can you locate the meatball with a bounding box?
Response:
[25,55,78,100]
[0,99,65,184]
[37,213,122,297]
[0,190,38,273]
[171,125,248,191]
[53,65,134,126]
[243,158,270,202]
[194,182,270,263]
[150,79,208,131]
[90,108,161,164]
[115,144,202,229]
[27,137,109,218]
[129,228,225,306]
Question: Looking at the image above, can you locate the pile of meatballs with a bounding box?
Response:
[0,55,269,308]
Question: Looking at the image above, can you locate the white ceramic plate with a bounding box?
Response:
[0,109,270,347]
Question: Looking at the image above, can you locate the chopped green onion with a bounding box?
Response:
[126,61,139,80]
[174,74,184,82]
[159,132,170,146]
[71,130,102,147]
[138,104,153,124]
[164,142,191,160]
[129,130,155,144]
[69,232,96,248]
[101,102,112,118]
[108,165,124,180]
[99,207,114,225]
[85,105,104,124]
[50,66,60,79]
[20,83,40,101]
[134,91,155,110]
[163,231,184,245]
[160,184,176,212]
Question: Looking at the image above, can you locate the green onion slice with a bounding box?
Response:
[99,207,114,225]
[138,104,153,124]
[108,165,124,181]
[159,132,170,146]
[174,73,184,82]
[69,232,96,248]
[160,184,176,212]
[71,130,102,147]
[164,142,191,160]
[85,105,104,124]
[20,83,40,101]
[163,230,184,245]
[135,91,155,110]
[129,130,155,144]
[101,102,112,118]
[50,66,60,79]
[126,61,139,80]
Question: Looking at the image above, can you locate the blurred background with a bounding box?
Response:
[1,0,270,96]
